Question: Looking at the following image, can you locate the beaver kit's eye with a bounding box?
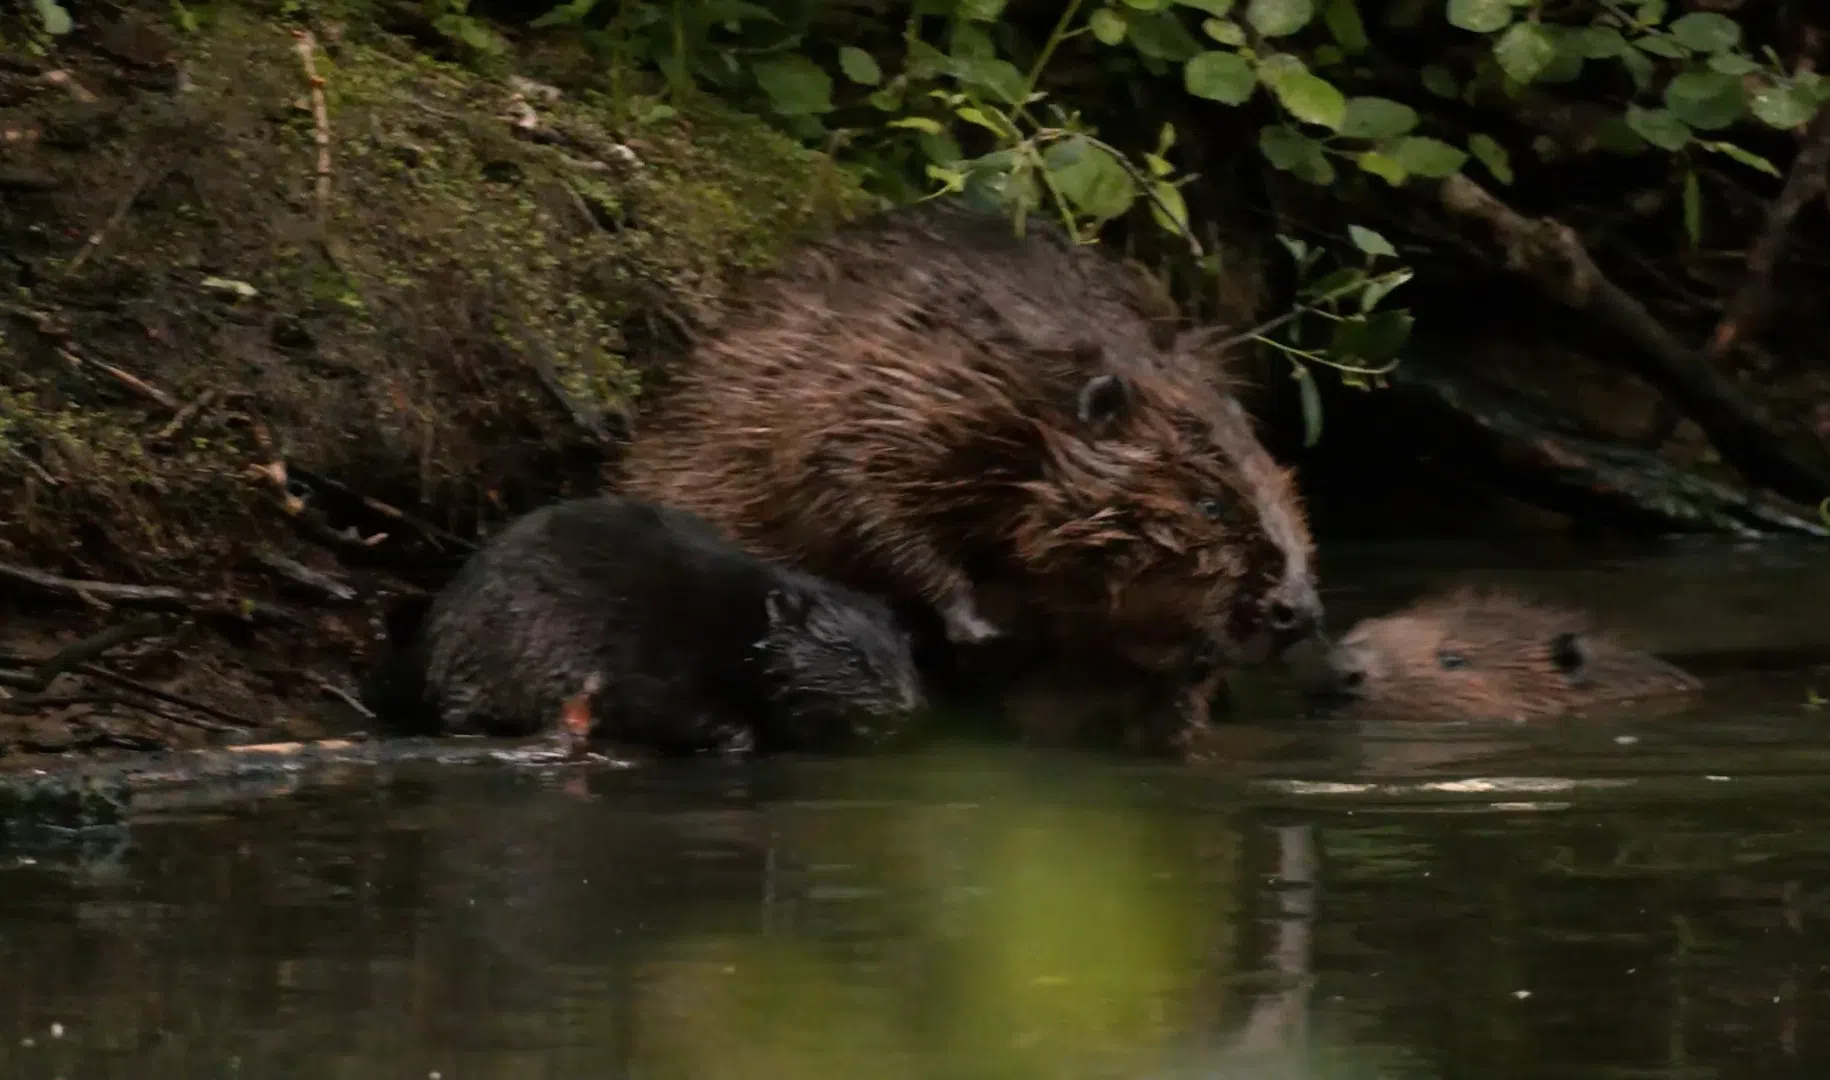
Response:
[1436,649,1469,671]
[1195,497,1225,522]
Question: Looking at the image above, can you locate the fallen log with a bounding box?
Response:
[1355,354,1830,538]
[1433,174,1830,506]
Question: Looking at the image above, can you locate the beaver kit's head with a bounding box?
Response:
[1305,588,1702,723]
[755,573,926,750]
[1010,343,1322,672]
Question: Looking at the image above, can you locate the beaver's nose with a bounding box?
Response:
[1264,572,1324,652]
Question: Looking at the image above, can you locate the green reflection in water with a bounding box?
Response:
[625,750,1244,1080]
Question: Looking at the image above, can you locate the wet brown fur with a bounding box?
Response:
[617,199,1319,674]
[1312,588,1703,723]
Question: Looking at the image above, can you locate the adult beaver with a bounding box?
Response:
[618,198,1321,688]
[1304,588,1702,723]
[359,495,925,756]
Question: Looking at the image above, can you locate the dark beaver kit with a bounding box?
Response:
[359,495,925,755]
[618,198,1322,714]
[1305,588,1702,723]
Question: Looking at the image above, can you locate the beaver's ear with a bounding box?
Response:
[764,587,811,629]
[1076,373,1132,434]
[1549,631,1588,677]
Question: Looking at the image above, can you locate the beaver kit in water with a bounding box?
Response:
[1305,588,1702,723]
[359,495,925,756]
[618,199,1321,709]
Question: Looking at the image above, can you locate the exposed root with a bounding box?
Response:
[0,562,296,623]
[291,27,332,228]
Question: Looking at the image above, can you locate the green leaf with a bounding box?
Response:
[1124,0,1163,8]
[1246,0,1315,39]
[1358,269,1412,312]
[1294,364,1323,447]
[1634,35,1690,60]
[868,87,904,111]
[959,0,1009,17]
[1331,309,1413,361]
[838,46,882,86]
[1156,122,1178,155]
[1256,51,1308,88]
[1258,124,1335,184]
[1635,0,1669,28]
[1534,26,1587,84]
[1126,9,1205,60]
[927,164,968,194]
[1707,53,1761,77]
[954,56,1028,104]
[1321,0,1368,54]
[1145,151,1174,176]
[1618,46,1654,93]
[919,130,964,166]
[531,0,601,29]
[1445,0,1511,34]
[1624,104,1691,151]
[1339,96,1418,139]
[1348,224,1397,258]
[1669,12,1740,54]
[1751,80,1819,130]
[1271,71,1347,129]
[1203,17,1246,45]
[1420,65,1459,98]
[34,0,73,34]
[1387,136,1468,177]
[1467,132,1513,184]
[1173,0,1235,13]
[1493,21,1556,84]
[1308,267,1362,300]
[1259,124,1312,170]
[1355,150,1408,186]
[1697,139,1782,178]
[1090,7,1128,45]
[1184,51,1258,104]
[887,116,945,134]
[752,55,835,115]
[1663,70,1745,131]
[1043,135,1138,221]
[1570,26,1627,59]
[1682,166,1701,249]
[955,106,1007,136]
[1149,180,1190,234]
[950,20,996,60]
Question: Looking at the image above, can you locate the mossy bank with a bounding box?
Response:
[0,1,872,757]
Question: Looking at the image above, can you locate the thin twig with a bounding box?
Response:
[61,167,171,280]
[153,389,217,441]
[292,28,333,227]
[253,551,357,601]
[58,348,179,410]
[0,561,294,622]
[28,614,170,691]
[96,690,236,733]
[307,674,375,721]
[287,467,477,552]
[74,663,248,729]
[1709,102,1830,357]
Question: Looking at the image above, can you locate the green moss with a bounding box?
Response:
[0,0,870,578]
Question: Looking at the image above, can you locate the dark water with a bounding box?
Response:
[5,540,1830,1080]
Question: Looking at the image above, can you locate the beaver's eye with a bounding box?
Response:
[1195,497,1226,522]
[1436,649,1468,671]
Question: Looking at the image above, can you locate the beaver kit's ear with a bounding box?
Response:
[1076,372,1133,435]
[1549,630,1589,679]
